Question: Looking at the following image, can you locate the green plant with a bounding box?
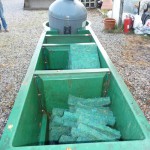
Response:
[103,24,124,33]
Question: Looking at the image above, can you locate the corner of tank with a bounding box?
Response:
[43,20,91,34]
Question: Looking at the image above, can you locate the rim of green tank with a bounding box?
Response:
[0,25,150,150]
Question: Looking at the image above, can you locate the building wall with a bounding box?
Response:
[24,0,54,9]
[123,0,139,14]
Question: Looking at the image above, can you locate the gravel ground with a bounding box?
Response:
[0,0,150,138]
[88,10,150,121]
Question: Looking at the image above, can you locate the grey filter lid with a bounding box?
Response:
[48,0,87,34]
[49,0,87,20]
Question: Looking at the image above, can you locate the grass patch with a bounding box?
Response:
[142,34,150,39]
[97,9,109,18]
[104,25,124,33]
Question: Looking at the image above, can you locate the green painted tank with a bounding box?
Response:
[0,23,150,150]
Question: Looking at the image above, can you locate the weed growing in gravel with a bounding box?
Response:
[103,25,124,33]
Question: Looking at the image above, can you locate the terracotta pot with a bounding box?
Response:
[104,18,116,30]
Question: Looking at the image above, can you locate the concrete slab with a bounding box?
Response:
[101,0,113,10]
[24,0,54,10]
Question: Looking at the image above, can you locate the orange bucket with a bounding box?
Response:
[104,18,116,30]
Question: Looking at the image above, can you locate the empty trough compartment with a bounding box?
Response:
[36,43,101,70]
[43,34,94,44]
[37,45,70,70]
[12,70,145,147]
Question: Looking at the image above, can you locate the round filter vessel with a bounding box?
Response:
[49,0,87,34]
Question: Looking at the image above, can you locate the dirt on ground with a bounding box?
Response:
[121,35,150,120]
[123,36,150,67]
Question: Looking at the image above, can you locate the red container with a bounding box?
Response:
[104,18,116,30]
[124,17,133,33]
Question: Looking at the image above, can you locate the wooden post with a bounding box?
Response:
[24,0,30,9]
[118,0,124,27]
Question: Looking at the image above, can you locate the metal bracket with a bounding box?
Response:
[42,46,49,70]
[33,75,46,112]
[64,26,71,34]
[102,72,111,97]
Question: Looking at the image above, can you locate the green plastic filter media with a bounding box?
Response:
[68,44,100,69]
[49,116,64,128]
[68,95,111,107]
[49,127,71,143]
[49,95,121,144]
[76,107,113,118]
[59,135,77,144]
[51,108,65,118]
[73,123,120,141]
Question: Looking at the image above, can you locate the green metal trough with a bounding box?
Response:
[0,24,150,150]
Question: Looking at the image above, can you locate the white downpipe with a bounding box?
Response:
[112,0,121,25]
